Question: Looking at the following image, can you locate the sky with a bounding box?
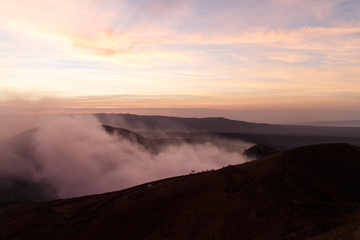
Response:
[1,0,360,123]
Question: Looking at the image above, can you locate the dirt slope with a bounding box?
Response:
[1,143,360,240]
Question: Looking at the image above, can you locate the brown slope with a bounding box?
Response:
[243,143,280,158]
[1,143,360,240]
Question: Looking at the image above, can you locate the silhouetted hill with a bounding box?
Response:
[208,132,360,150]
[1,143,360,239]
[99,113,360,149]
[96,113,360,137]
[243,143,279,158]
[102,125,146,144]
[301,120,360,127]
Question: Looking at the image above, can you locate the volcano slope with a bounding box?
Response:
[1,143,360,240]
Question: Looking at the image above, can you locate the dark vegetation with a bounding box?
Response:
[1,143,360,239]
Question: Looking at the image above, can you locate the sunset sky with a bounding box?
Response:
[1,0,360,123]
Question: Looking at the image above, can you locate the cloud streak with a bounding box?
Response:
[1,0,360,121]
[1,0,359,58]
[1,88,359,119]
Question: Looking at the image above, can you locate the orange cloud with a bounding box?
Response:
[1,0,359,116]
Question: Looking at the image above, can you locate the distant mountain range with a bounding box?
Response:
[96,113,360,137]
[300,120,360,127]
[1,143,360,239]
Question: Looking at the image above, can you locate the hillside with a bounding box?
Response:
[1,143,360,239]
[301,120,360,127]
[96,113,360,137]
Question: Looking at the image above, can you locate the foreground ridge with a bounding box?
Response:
[1,143,360,240]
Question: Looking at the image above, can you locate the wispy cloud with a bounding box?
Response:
[1,0,359,121]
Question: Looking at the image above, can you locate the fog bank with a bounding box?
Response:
[1,115,253,199]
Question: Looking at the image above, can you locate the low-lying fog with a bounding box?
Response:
[0,115,253,200]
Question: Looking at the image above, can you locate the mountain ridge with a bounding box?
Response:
[1,143,360,239]
[96,113,360,137]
